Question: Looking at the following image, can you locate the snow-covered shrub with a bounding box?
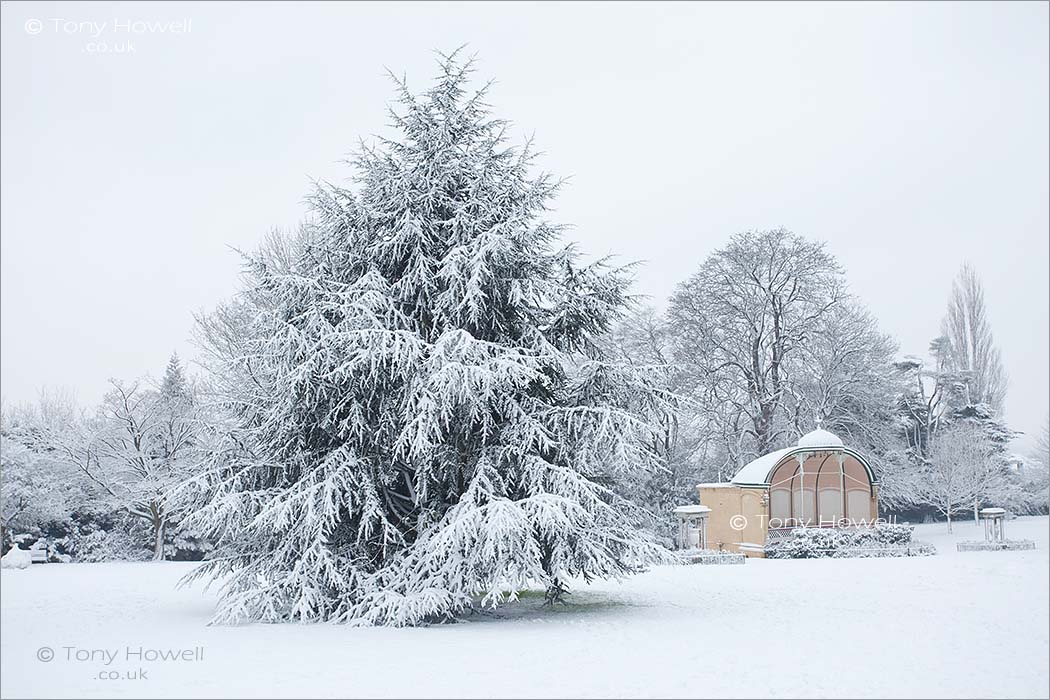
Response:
[1,547,31,569]
[766,528,841,559]
[70,529,151,563]
[765,524,933,559]
[845,522,915,546]
[66,519,152,562]
[180,52,674,626]
[867,523,914,544]
[165,521,213,561]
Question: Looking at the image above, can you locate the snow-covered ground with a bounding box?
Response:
[2,517,1047,699]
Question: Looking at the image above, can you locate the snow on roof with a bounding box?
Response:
[796,427,844,449]
[730,447,794,486]
[726,426,872,487]
[673,505,711,515]
[696,482,737,489]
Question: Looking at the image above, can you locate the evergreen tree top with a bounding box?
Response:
[298,49,631,355]
[160,353,188,401]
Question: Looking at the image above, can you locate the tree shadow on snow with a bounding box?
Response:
[450,589,640,626]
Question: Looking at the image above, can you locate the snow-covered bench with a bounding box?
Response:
[738,542,765,556]
[29,547,48,564]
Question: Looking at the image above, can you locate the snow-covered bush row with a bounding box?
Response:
[63,522,155,563]
[837,542,936,558]
[858,522,914,544]
[765,524,935,559]
[2,513,212,563]
[678,549,746,565]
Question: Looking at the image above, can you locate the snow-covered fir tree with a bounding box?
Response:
[183,51,672,626]
[160,353,189,402]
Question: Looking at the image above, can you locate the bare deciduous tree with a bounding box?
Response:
[95,372,200,560]
[608,306,706,509]
[941,263,1008,411]
[41,369,201,561]
[916,422,999,532]
[668,228,845,461]
[792,303,898,436]
[1032,416,1050,472]
[791,303,914,509]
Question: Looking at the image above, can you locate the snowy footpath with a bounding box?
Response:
[2,518,1048,699]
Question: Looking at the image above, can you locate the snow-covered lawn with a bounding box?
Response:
[2,517,1047,699]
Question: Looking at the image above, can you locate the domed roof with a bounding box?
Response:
[722,422,873,487]
[797,427,844,448]
[729,447,794,486]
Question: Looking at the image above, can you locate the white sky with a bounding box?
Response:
[2,1,1048,450]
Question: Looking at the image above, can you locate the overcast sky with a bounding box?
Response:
[2,1,1048,450]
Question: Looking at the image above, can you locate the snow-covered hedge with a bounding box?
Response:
[765,524,936,559]
[68,529,153,563]
[3,513,213,563]
[678,549,746,565]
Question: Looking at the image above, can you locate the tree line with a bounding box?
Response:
[611,237,1047,532]
[2,356,209,561]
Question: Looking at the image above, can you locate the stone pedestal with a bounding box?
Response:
[673,505,711,550]
[957,507,1036,552]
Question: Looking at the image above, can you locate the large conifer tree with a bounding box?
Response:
[185,52,671,626]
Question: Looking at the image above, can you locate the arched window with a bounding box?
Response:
[819,488,843,524]
[847,490,871,525]
[791,489,815,525]
[770,488,791,525]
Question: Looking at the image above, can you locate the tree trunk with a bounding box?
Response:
[973,499,979,526]
[544,577,569,606]
[946,510,952,533]
[152,519,165,561]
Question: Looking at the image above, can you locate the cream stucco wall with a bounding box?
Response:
[697,485,769,555]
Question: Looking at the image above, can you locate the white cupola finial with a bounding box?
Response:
[797,422,844,449]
